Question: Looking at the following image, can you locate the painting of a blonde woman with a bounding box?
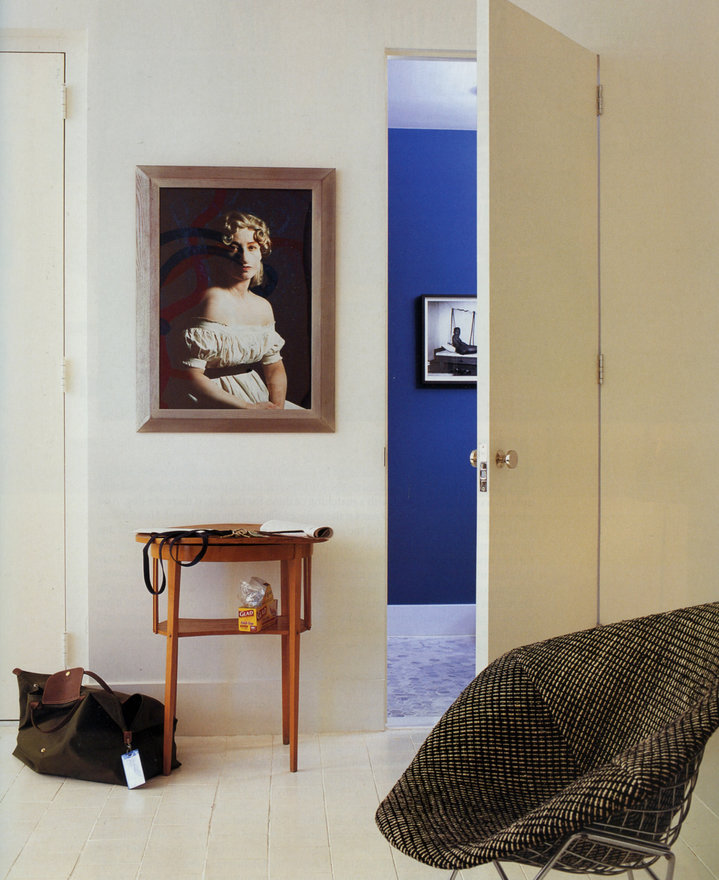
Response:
[163,211,302,409]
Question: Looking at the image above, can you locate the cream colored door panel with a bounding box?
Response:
[482,0,599,659]
[0,52,66,717]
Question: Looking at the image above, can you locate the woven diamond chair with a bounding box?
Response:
[376,602,719,880]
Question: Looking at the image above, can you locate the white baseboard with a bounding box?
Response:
[112,679,386,737]
[387,604,476,637]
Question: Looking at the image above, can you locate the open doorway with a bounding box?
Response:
[386,54,479,725]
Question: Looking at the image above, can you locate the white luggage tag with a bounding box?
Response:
[121,748,146,789]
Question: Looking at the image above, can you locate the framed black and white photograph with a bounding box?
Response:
[136,165,336,432]
[419,295,477,386]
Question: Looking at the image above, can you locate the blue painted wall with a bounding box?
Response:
[388,128,477,605]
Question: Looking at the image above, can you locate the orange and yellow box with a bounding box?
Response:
[238,586,278,632]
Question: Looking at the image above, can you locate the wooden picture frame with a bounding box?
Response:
[419,295,477,386]
[136,166,336,432]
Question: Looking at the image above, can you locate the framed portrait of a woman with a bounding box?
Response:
[136,166,336,432]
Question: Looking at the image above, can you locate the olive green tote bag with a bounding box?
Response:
[12,667,179,785]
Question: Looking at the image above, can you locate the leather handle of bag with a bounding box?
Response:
[42,668,115,704]
[82,669,115,695]
[28,669,117,733]
[142,529,233,596]
[29,695,85,733]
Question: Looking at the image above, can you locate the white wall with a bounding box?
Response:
[0,0,476,733]
[510,0,719,622]
[7,0,715,733]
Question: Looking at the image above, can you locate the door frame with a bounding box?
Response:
[385,47,479,631]
[385,50,480,725]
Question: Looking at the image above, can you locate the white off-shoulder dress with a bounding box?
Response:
[165,317,300,408]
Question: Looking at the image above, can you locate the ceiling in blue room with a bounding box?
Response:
[388,56,477,131]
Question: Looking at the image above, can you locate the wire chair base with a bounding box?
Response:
[447,751,701,880]
[449,842,673,880]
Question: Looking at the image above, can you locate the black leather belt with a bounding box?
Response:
[204,364,260,379]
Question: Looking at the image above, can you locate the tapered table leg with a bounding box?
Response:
[280,560,290,745]
[163,557,181,775]
[285,555,302,772]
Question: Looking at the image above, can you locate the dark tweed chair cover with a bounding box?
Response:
[376,603,719,873]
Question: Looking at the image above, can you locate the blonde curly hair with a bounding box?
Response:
[219,211,271,287]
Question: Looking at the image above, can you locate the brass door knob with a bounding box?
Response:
[496,449,518,469]
[469,449,478,468]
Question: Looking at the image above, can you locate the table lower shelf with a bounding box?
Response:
[156,615,309,637]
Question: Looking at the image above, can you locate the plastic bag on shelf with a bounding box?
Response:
[238,576,271,607]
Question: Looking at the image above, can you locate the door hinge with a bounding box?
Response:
[598,353,605,385]
[596,84,604,116]
[61,357,70,392]
[60,83,68,119]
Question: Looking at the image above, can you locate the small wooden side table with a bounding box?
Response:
[136,525,329,774]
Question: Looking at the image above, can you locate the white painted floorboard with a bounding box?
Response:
[1,725,717,880]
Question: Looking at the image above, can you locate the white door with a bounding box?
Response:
[477,0,600,662]
[0,52,66,717]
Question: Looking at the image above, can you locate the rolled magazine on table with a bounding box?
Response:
[259,520,333,539]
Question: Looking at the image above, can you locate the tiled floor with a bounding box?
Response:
[387,635,476,726]
[2,724,718,880]
[1,725,432,880]
[2,651,719,880]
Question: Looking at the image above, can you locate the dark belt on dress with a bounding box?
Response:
[204,364,260,379]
